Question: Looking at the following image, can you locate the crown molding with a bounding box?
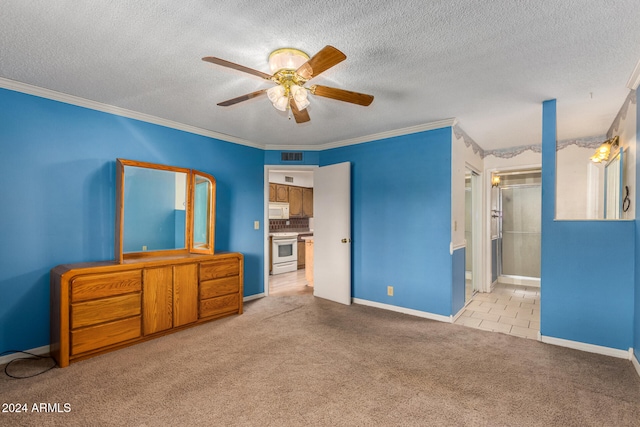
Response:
[627,59,640,90]
[0,77,264,149]
[265,118,457,152]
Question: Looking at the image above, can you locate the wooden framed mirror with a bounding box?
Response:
[115,159,216,262]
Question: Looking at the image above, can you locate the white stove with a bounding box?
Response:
[271,232,298,274]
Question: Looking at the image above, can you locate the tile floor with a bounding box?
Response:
[269,268,312,296]
[454,282,540,340]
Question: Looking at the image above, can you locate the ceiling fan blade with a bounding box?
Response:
[296,45,346,80]
[310,85,374,106]
[202,57,272,79]
[217,89,267,106]
[289,96,311,123]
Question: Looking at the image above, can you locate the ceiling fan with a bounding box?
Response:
[202,45,374,123]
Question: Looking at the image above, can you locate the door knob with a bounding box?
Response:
[341,238,351,243]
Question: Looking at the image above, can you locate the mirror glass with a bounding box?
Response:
[116,158,216,261]
[123,165,188,253]
[193,174,212,249]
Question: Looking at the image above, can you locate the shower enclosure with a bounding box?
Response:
[498,183,541,279]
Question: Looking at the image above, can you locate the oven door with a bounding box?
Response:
[272,238,298,264]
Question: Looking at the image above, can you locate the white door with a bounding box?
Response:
[313,162,351,305]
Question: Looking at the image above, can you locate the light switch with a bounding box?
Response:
[254,221,260,230]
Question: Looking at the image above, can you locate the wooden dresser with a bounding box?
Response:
[50,252,243,367]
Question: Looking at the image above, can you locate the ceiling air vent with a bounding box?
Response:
[285,176,294,183]
[281,152,303,162]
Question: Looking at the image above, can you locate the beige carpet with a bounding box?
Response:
[2,294,640,426]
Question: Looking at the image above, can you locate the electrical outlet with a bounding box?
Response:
[387,286,394,296]
[254,221,260,230]
[142,245,147,251]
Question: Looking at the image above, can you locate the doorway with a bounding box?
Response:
[264,163,352,304]
[464,168,481,304]
[454,168,541,340]
[265,167,316,297]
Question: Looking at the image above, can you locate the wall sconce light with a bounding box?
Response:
[590,136,619,163]
[491,174,501,187]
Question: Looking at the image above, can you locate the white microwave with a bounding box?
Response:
[269,202,290,219]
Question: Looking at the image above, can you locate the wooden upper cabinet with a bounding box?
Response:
[269,183,276,202]
[276,184,289,202]
[303,187,313,217]
[289,186,303,217]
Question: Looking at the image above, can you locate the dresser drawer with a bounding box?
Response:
[200,276,239,300]
[71,316,141,356]
[71,293,141,329]
[200,294,239,318]
[71,270,142,302]
[200,258,239,281]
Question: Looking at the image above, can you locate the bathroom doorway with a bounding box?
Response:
[454,168,541,340]
[497,171,541,284]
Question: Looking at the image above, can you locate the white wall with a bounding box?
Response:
[556,144,603,219]
[269,171,314,187]
[451,129,483,249]
[617,100,636,220]
[175,172,187,210]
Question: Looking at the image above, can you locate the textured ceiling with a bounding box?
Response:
[1,0,639,150]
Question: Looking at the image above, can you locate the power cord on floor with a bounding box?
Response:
[0,351,57,379]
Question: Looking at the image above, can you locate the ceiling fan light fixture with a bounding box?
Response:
[205,45,373,122]
[268,48,309,73]
[291,85,307,102]
[267,85,285,103]
[273,95,289,112]
[294,98,310,111]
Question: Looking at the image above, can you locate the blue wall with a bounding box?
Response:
[0,88,264,354]
[319,129,454,316]
[635,97,640,361]
[540,99,635,351]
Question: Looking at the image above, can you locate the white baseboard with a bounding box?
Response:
[352,298,452,323]
[540,335,632,360]
[0,345,51,366]
[452,305,467,322]
[244,293,265,302]
[632,350,640,379]
[499,275,540,287]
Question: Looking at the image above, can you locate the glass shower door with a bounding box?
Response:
[500,185,541,278]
